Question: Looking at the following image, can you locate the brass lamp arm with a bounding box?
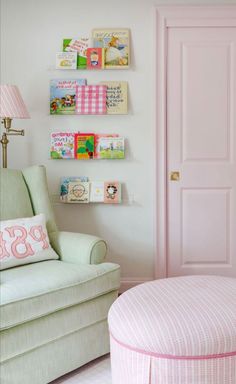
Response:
[6,128,24,136]
[1,118,24,135]
[1,117,25,168]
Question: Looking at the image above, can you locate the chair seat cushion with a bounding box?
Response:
[0,260,120,330]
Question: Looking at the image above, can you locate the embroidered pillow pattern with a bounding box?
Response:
[0,214,58,270]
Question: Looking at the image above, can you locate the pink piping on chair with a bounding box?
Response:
[110,332,236,361]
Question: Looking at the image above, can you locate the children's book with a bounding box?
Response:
[94,134,119,158]
[86,48,104,69]
[63,38,89,69]
[74,133,95,159]
[50,133,75,159]
[56,52,77,70]
[67,181,90,203]
[76,85,107,115]
[100,81,128,114]
[60,176,89,202]
[50,79,86,115]
[104,182,122,204]
[95,136,125,159]
[90,181,105,202]
[92,29,130,69]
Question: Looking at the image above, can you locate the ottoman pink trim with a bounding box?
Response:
[110,332,236,361]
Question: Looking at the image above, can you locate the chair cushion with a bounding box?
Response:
[0,260,120,330]
[0,214,59,270]
[1,291,117,363]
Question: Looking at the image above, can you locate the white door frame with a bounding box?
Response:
[155,5,236,279]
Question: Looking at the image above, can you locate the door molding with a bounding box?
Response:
[155,5,236,279]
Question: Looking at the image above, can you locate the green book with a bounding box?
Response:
[63,38,89,69]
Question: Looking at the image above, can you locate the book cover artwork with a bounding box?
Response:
[76,85,107,115]
[86,48,104,69]
[75,133,95,159]
[104,182,122,204]
[56,52,77,70]
[100,81,128,114]
[92,29,129,69]
[94,134,118,158]
[50,79,86,115]
[63,38,89,69]
[50,133,75,159]
[96,136,124,159]
[90,181,105,202]
[60,176,89,201]
[67,181,90,203]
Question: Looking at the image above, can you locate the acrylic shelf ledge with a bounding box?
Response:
[48,158,126,161]
[48,113,129,116]
[50,194,135,206]
[47,65,131,72]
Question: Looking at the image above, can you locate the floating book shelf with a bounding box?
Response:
[59,178,122,204]
[50,132,125,160]
[50,81,128,116]
[55,29,130,70]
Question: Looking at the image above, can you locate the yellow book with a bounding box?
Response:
[92,29,130,69]
[100,81,128,115]
[67,182,90,203]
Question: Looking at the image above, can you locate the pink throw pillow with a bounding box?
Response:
[0,214,58,270]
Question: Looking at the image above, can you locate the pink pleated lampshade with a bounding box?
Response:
[0,84,30,119]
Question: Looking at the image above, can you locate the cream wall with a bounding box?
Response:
[1,0,235,287]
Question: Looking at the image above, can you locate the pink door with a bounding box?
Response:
[167,27,236,277]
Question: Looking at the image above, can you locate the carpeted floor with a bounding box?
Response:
[50,355,111,384]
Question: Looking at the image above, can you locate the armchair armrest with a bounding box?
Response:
[50,231,107,265]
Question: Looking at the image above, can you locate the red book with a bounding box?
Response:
[86,48,104,69]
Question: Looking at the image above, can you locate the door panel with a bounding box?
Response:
[181,188,230,264]
[167,28,236,277]
[182,42,231,161]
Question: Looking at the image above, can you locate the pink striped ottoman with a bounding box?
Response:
[108,276,236,384]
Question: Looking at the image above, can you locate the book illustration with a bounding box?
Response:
[86,48,104,69]
[50,79,86,115]
[63,38,90,69]
[104,182,122,204]
[95,136,125,159]
[74,133,95,159]
[56,52,77,70]
[90,181,105,203]
[76,85,107,115]
[100,81,128,114]
[60,176,89,202]
[94,134,119,158]
[92,29,130,69]
[50,133,75,159]
[67,181,90,203]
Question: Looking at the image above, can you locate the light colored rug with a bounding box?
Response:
[51,355,111,384]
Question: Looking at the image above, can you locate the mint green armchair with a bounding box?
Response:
[0,165,120,384]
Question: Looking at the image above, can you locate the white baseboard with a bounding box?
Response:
[119,277,154,293]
